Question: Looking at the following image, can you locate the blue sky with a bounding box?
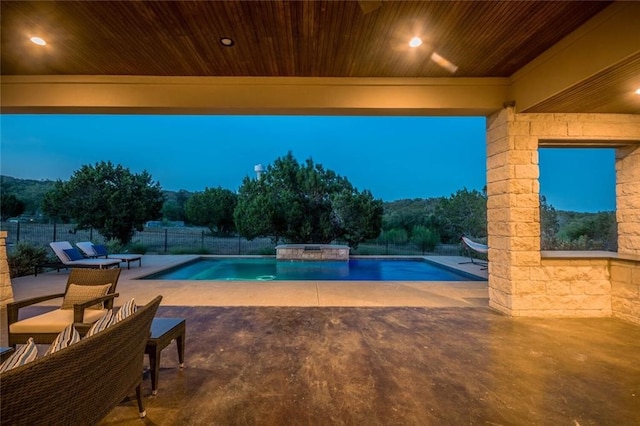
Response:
[0,114,615,212]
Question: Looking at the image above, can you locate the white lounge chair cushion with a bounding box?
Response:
[76,241,98,256]
[49,241,121,267]
[76,242,142,263]
[45,323,81,356]
[9,309,108,334]
[60,283,112,310]
[0,338,38,373]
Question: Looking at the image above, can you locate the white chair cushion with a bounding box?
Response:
[9,309,107,334]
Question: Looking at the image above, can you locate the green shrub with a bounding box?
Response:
[127,242,148,254]
[247,247,276,255]
[169,247,211,255]
[411,226,440,254]
[105,239,125,254]
[8,242,49,278]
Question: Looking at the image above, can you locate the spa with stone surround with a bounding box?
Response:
[275,244,350,261]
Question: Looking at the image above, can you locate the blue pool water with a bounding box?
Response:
[141,257,483,281]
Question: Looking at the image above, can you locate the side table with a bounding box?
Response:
[0,346,15,363]
[144,318,185,395]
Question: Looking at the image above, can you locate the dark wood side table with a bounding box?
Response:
[144,318,185,395]
[0,346,15,363]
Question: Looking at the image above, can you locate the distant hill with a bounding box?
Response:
[0,175,195,220]
[0,175,57,216]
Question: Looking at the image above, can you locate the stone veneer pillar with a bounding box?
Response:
[612,144,640,324]
[0,231,14,346]
[616,144,640,256]
[486,107,541,315]
[486,108,640,318]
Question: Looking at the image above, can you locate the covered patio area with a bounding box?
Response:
[100,303,640,425]
[9,257,639,425]
[1,1,639,424]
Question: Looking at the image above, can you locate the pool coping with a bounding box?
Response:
[135,255,488,282]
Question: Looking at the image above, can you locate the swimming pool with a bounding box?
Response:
[141,257,484,281]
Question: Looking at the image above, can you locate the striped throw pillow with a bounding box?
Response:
[61,283,112,310]
[86,309,115,337]
[114,298,137,323]
[0,338,38,373]
[45,323,81,356]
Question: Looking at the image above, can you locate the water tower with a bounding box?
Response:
[254,164,265,180]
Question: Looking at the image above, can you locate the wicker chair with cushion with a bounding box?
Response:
[0,296,163,424]
[7,268,121,346]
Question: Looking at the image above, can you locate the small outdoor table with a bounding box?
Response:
[144,318,185,395]
[0,346,15,363]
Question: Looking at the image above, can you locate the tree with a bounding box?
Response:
[1,193,26,221]
[558,211,617,251]
[41,161,164,244]
[162,189,192,221]
[411,225,440,254]
[331,188,383,249]
[540,195,560,250]
[41,180,73,223]
[185,187,237,235]
[433,188,487,243]
[382,198,441,233]
[1,175,56,217]
[234,152,383,246]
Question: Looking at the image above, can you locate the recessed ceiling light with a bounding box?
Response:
[635,88,640,95]
[409,37,422,48]
[30,36,46,46]
[220,37,234,47]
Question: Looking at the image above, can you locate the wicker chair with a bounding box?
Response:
[0,295,163,424]
[7,268,121,346]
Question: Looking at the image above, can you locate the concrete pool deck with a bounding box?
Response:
[9,255,489,308]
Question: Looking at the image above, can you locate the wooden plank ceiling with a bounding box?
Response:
[0,0,613,78]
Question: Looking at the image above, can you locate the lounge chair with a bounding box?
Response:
[49,241,121,270]
[76,241,142,269]
[7,268,121,346]
[460,236,488,269]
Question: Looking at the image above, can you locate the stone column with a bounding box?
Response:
[486,107,541,315]
[616,144,640,256]
[0,231,14,346]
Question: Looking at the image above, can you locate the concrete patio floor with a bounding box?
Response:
[6,256,640,425]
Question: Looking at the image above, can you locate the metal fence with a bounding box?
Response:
[0,222,463,257]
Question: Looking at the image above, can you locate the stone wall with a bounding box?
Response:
[0,231,14,346]
[611,259,640,324]
[530,258,611,317]
[486,109,640,319]
[617,145,640,256]
[275,244,350,261]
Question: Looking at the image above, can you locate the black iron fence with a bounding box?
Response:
[0,222,462,256]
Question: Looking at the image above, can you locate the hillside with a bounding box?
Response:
[0,175,193,219]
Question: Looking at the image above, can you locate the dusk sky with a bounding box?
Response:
[1,114,615,212]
